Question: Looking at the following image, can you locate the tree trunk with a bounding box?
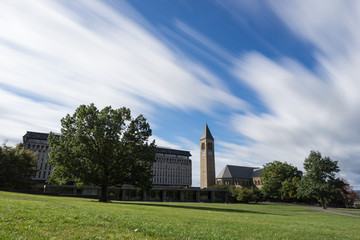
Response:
[321,197,327,209]
[99,185,108,202]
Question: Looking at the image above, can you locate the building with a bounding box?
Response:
[200,124,216,189]
[22,131,192,187]
[198,125,263,189]
[152,147,192,187]
[23,131,54,181]
[216,165,262,188]
[252,168,263,188]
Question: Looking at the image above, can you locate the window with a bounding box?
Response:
[207,143,213,150]
[201,143,205,150]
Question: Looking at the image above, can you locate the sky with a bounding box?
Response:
[1,0,360,189]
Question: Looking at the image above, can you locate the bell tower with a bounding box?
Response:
[200,124,215,189]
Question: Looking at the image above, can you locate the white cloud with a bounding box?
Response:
[0,88,68,144]
[150,135,181,150]
[224,0,360,189]
[175,20,235,64]
[2,0,360,190]
[0,0,245,145]
[269,0,360,58]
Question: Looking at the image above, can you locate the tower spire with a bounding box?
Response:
[200,124,215,189]
[200,123,214,140]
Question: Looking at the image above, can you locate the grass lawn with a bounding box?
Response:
[328,208,360,216]
[1,191,359,239]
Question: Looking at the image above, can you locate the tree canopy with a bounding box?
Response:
[0,144,37,189]
[48,103,156,202]
[297,151,344,209]
[261,160,302,201]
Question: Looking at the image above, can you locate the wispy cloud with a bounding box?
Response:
[2,0,360,189]
[221,0,360,188]
[0,0,245,144]
[175,20,234,64]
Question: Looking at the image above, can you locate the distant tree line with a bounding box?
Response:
[211,151,359,209]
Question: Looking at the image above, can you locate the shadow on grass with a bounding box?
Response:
[115,201,283,216]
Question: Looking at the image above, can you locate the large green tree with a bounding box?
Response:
[261,160,302,201]
[48,104,156,202]
[297,151,343,209]
[0,144,37,189]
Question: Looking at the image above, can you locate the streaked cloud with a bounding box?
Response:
[222,0,360,188]
[1,0,360,189]
[175,20,234,64]
[0,0,246,143]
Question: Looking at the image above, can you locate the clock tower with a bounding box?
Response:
[200,124,215,189]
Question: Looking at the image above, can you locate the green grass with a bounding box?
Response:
[1,191,359,240]
[328,208,360,216]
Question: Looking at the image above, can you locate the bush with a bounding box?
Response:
[236,187,254,203]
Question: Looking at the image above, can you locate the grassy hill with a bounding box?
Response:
[1,191,359,239]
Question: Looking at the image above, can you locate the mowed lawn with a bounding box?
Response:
[1,191,359,240]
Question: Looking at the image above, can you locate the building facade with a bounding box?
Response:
[216,165,263,188]
[200,124,216,189]
[22,131,192,187]
[152,147,192,187]
[23,131,54,181]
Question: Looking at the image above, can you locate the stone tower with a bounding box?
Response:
[200,124,215,189]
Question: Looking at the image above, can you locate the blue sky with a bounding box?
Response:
[1,0,360,188]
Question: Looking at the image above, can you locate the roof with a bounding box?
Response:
[200,124,214,140]
[217,165,261,179]
[252,168,263,177]
[23,131,50,141]
[155,147,192,157]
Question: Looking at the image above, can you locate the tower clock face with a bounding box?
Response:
[208,151,212,156]
[202,151,205,156]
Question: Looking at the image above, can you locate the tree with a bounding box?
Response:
[208,185,262,203]
[236,187,254,203]
[336,178,358,208]
[0,144,37,189]
[252,187,264,203]
[261,161,302,201]
[48,103,156,202]
[297,151,342,209]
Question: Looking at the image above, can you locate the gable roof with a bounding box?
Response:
[217,165,261,179]
[200,124,214,140]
